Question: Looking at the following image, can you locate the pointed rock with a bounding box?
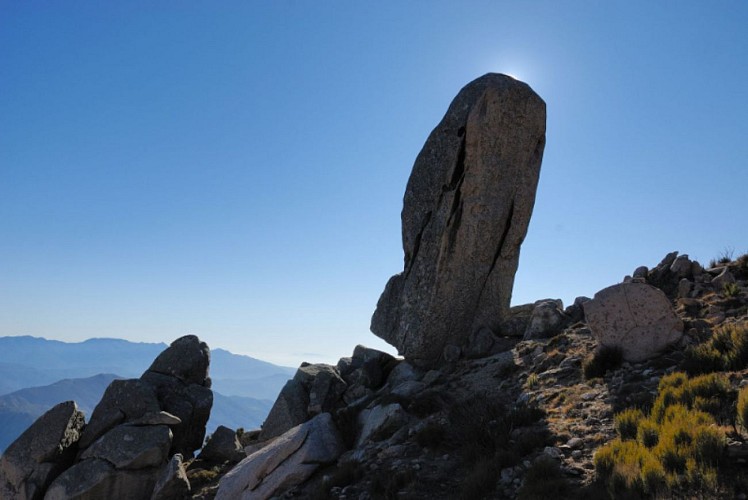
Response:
[371,73,546,367]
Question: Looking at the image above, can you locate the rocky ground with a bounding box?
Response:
[184,252,748,499]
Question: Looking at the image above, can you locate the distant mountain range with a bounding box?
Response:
[0,336,297,453]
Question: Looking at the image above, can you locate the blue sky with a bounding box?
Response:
[2,2,747,366]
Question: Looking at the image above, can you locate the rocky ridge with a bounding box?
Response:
[192,251,748,499]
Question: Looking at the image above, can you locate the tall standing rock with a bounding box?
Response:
[371,73,546,366]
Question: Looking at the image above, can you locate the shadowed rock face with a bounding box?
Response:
[371,73,546,367]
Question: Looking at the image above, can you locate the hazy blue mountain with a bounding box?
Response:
[0,373,119,452]
[0,336,296,453]
[0,336,295,397]
[0,373,274,453]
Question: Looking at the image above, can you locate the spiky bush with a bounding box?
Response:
[595,372,726,496]
[684,321,748,375]
[637,418,659,448]
[615,407,645,440]
[723,282,741,297]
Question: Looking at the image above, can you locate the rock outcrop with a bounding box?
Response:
[371,73,546,367]
[216,413,345,500]
[259,346,394,441]
[0,401,85,500]
[1,335,212,500]
[584,282,684,362]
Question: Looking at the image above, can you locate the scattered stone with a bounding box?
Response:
[371,73,546,367]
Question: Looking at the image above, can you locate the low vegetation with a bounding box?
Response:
[516,456,572,500]
[709,248,734,269]
[448,396,547,498]
[583,345,624,379]
[739,386,748,433]
[594,372,732,497]
[683,321,748,375]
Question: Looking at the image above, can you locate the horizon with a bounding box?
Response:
[2,2,747,367]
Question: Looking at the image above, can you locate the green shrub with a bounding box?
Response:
[637,418,659,448]
[684,321,748,375]
[693,426,725,466]
[723,282,741,297]
[595,372,727,496]
[525,372,539,389]
[583,345,623,379]
[615,408,644,440]
[738,386,748,431]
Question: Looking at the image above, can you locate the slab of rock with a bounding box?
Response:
[356,403,409,447]
[584,282,684,362]
[371,73,546,367]
[44,458,159,500]
[215,413,345,500]
[80,424,172,470]
[0,401,85,500]
[151,453,190,500]
[259,379,310,441]
[79,379,160,449]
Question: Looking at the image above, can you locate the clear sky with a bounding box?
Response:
[2,2,747,367]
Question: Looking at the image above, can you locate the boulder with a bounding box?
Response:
[150,453,190,500]
[356,403,409,447]
[497,303,536,337]
[463,326,516,359]
[139,372,212,458]
[199,426,245,464]
[670,254,692,278]
[259,379,310,441]
[523,300,569,339]
[583,282,684,362]
[145,335,210,386]
[371,73,546,367]
[215,413,345,500]
[386,361,419,387]
[0,401,85,500]
[712,268,736,290]
[297,364,347,416]
[138,335,213,458]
